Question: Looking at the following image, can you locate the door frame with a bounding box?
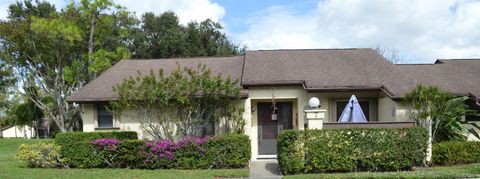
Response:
[251,98,297,159]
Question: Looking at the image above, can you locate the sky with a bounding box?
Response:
[1,0,480,63]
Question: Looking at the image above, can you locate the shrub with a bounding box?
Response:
[82,134,250,170]
[277,128,428,175]
[116,140,146,168]
[144,139,178,169]
[433,141,480,165]
[173,136,208,169]
[16,142,63,168]
[277,130,305,175]
[54,131,137,168]
[204,133,250,169]
[91,138,121,167]
[53,132,249,169]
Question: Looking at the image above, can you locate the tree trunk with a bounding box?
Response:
[87,11,97,82]
[35,119,40,139]
[425,116,433,165]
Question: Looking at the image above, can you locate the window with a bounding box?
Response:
[97,104,113,128]
[200,112,215,136]
[201,120,215,136]
[334,99,374,122]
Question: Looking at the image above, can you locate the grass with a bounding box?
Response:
[0,138,248,179]
[284,164,480,179]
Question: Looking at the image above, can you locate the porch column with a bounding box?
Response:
[304,109,326,129]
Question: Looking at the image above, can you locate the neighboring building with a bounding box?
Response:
[1,125,34,138]
[67,49,480,160]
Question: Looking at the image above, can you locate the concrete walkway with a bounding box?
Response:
[249,159,282,179]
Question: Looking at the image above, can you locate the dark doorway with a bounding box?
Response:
[257,102,293,155]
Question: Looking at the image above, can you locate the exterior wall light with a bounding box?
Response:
[309,97,321,109]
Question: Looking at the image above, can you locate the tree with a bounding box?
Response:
[375,44,405,64]
[0,61,15,110]
[402,85,477,163]
[0,0,241,133]
[111,64,244,140]
[0,0,133,132]
[130,12,243,59]
[402,85,476,142]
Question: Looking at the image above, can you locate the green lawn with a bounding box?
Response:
[284,163,480,179]
[0,138,248,179]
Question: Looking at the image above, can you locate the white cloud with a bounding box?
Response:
[114,0,225,25]
[236,0,480,63]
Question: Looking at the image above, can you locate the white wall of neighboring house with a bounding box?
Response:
[1,125,34,138]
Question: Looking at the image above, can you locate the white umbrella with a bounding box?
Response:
[338,95,368,123]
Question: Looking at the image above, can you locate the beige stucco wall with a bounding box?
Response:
[82,104,96,132]
[81,100,247,140]
[81,87,416,160]
[82,103,146,138]
[378,92,412,121]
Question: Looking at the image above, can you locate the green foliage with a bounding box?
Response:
[111,64,243,140]
[174,142,207,169]
[402,85,477,142]
[54,131,137,168]
[131,12,242,59]
[277,130,307,175]
[15,142,62,168]
[0,62,15,110]
[54,133,249,169]
[116,140,146,168]
[277,128,428,175]
[0,0,135,132]
[204,133,251,169]
[432,141,480,166]
[7,99,42,126]
[4,139,249,178]
[1,0,241,133]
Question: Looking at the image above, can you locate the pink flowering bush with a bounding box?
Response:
[87,134,249,169]
[91,138,120,151]
[91,138,121,167]
[143,136,208,169]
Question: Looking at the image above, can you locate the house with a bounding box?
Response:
[1,125,34,138]
[68,48,480,160]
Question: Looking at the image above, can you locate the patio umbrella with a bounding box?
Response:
[337,95,368,122]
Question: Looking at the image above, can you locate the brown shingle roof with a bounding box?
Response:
[241,49,414,98]
[68,56,245,102]
[68,49,480,102]
[398,59,480,99]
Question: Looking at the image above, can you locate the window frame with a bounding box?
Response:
[329,98,378,122]
[95,104,115,129]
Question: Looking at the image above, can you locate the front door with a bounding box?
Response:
[258,102,293,155]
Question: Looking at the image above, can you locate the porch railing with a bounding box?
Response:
[323,121,415,129]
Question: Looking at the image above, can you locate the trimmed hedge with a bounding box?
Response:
[204,133,251,169]
[278,128,428,175]
[55,131,137,168]
[433,141,480,166]
[54,133,250,169]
